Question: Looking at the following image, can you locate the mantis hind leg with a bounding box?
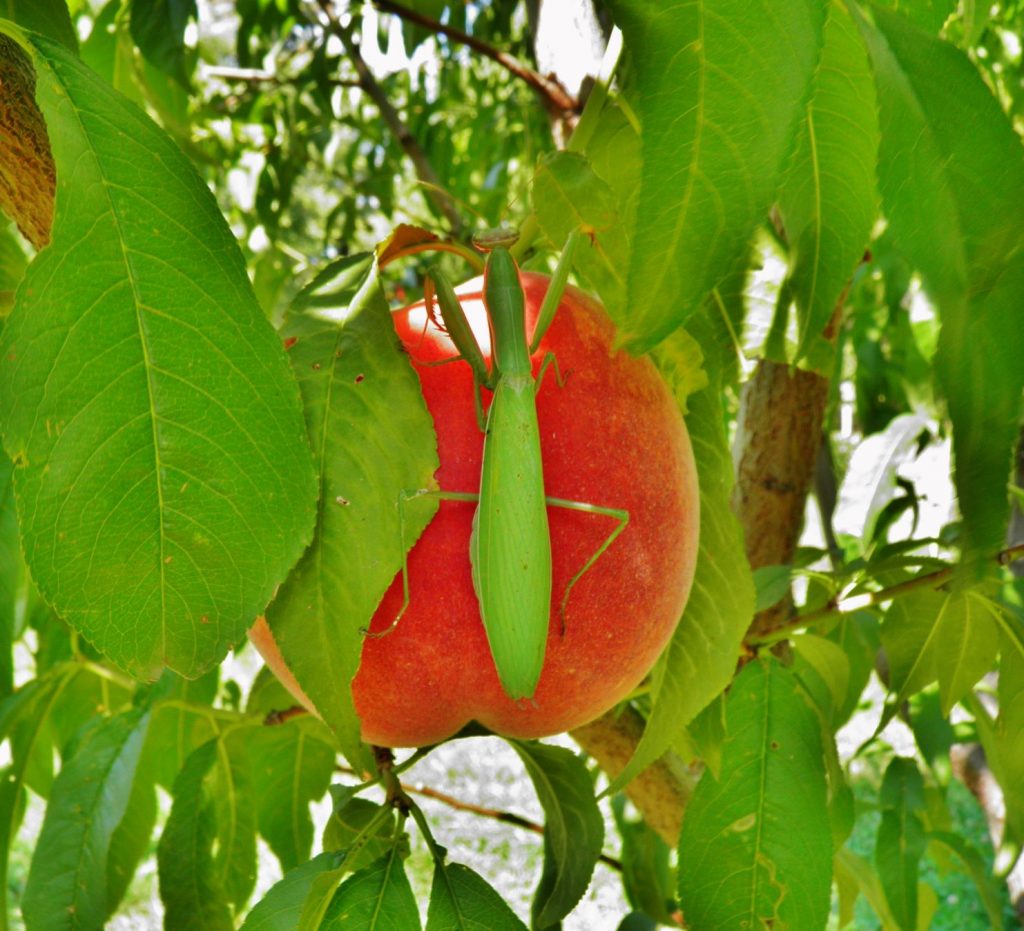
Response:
[362,487,478,639]
[546,497,630,634]
[534,351,567,395]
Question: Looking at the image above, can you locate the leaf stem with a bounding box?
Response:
[749,542,1024,646]
[373,0,578,117]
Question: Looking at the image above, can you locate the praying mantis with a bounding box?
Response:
[390,227,629,701]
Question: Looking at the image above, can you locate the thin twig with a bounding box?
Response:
[310,0,464,234]
[750,541,1024,646]
[374,0,579,116]
[336,764,623,872]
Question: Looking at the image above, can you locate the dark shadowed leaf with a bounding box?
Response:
[157,740,234,930]
[214,731,259,908]
[129,0,197,88]
[0,29,318,679]
[678,658,831,930]
[604,0,826,351]
[265,253,437,769]
[246,718,336,870]
[510,740,603,927]
[106,774,158,918]
[425,860,528,931]
[320,848,421,931]
[874,757,927,930]
[0,2,77,49]
[22,707,152,931]
[612,795,677,925]
[240,853,343,931]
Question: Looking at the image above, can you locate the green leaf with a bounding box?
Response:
[874,757,927,930]
[0,220,28,315]
[425,860,528,931]
[986,644,1024,846]
[510,740,604,928]
[265,254,437,769]
[157,740,234,931]
[21,707,152,931]
[677,658,831,931]
[857,6,1024,559]
[792,633,850,727]
[0,30,318,679]
[0,448,18,697]
[612,795,676,926]
[129,0,197,88]
[873,0,957,34]
[320,848,422,931]
[605,0,826,351]
[321,795,403,874]
[834,846,900,929]
[532,149,625,313]
[605,377,754,794]
[0,667,76,921]
[828,611,879,727]
[247,719,336,870]
[213,732,259,908]
[779,0,879,362]
[0,1,77,50]
[881,589,998,716]
[240,853,342,931]
[106,773,157,918]
[139,668,219,789]
[752,565,793,613]
[928,831,1006,930]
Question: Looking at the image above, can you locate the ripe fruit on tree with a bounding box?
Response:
[251,272,700,747]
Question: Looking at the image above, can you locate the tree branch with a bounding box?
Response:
[374,0,579,118]
[336,762,623,871]
[571,705,699,847]
[311,1,464,235]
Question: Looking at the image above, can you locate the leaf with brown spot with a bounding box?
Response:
[0,35,53,249]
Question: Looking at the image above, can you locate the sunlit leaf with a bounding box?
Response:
[129,0,196,88]
[857,6,1024,560]
[0,29,318,679]
[605,0,826,351]
[780,0,878,362]
[265,253,437,769]
[678,658,831,930]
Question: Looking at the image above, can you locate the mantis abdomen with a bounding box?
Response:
[471,370,552,700]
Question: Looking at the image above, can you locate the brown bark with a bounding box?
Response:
[571,706,699,846]
[733,360,831,637]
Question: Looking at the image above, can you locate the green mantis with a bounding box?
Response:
[397,228,629,701]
